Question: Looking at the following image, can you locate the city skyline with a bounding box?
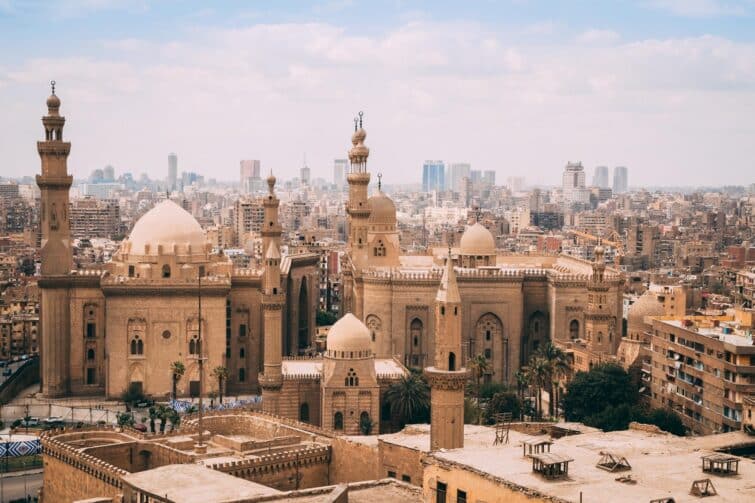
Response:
[2,1,755,186]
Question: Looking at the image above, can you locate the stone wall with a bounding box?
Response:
[378,439,424,485]
[43,456,123,503]
[329,436,379,483]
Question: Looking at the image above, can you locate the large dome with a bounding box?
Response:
[628,291,665,327]
[368,191,396,225]
[126,200,208,256]
[327,313,371,356]
[459,222,495,255]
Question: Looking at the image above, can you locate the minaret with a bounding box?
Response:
[346,112,371,271]
[424,249,469,450]
[37,82,73,397]
[584,243,613,353]
[260,174,284,414]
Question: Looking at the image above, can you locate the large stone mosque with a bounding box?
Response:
[36,86,623,438]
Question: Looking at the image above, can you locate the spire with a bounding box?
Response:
[436,248,460,303]
[377,172,382,191]
[348,111,369,173]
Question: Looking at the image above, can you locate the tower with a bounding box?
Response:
[168,153,177,192]
[36,81,73,397]
[424,250,469,450]
[260,174,284,414]
[584,244,615,354]
[346,112,371,272]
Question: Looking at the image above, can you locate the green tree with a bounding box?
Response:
[525,357,551,420]
[170,361,186,401]
[385,373,430,426]
[116,411,135,428]
[148,406,158,433]
[641,407,686,436]
[316,310,338,326]
[514,369,528,419]
[479,382,508,402]
[584,403,633,431]
[211,366,229,404]
[535,342,571,417]
[562,363,637,422]
[468,354,489,423]
[484,391,522,425]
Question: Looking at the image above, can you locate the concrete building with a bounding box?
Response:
[592,165,609,188]
[447,163,470,193]
[34,90,318,399]
[69,197,121,239]
[562,161,589,207]
[168,152,178,192]
[234,198,264,247]
[422,161,445,192]
[613,165,628,194]
[646,311,755,434]
[240,159,261,193]
[333,158,347,189]
[300,165,311,186]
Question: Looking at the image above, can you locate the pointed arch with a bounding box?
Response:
[523,311,549,365]
[297,277,309,353]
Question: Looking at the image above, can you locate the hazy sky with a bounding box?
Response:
[2,1,755,187]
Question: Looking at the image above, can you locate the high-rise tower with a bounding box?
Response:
[424,250,469,450]
[260,174,284,414]
[168,153,178,192]
[36,81,73,397]
[346,112,371,272]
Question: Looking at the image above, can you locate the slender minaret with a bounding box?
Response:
[584,243,613,353]
[346,112,371,272]
[424,249,469,450]
[37,81,73,397]
[260,174,284,414]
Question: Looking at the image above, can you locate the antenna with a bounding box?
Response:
[50,80,56,95]
[358,111,363,128]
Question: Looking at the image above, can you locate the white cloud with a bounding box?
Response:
[646,0,750,17]
[2,22,755,186]
[577,29,620,45]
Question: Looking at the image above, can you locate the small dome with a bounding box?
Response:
[628,291,665,327]
[126,200,208,257]
[368,191,396,225]
[352,127,366,145]
[327,313,371,354]
[267,174,276,192]
[46,94,60,109]
[459,222,495,255]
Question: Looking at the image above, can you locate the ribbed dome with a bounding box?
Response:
[126,200,208,256]
[327,313,371,355]
[459,223,495,255]
[368,191,396,225]
[628,291,665,327]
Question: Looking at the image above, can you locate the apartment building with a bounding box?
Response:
[646,312,755,434]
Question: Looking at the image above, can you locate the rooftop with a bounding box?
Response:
[660,318,755,348]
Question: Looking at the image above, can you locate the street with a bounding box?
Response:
[0,471,41,502]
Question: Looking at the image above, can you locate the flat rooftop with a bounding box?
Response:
[122,464,281,502]
[662,319,755,347]
[423,425,754,503]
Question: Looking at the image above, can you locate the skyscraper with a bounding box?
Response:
[167,152,177,192]
[300,165,311,185]
[592,166,609,188]
[482,170,496,186]
[613,166,628,194]
[562,161,589,205]
[333,159,348,189]
[103,164,115,182]
[448,163,470,193]
[422,161,445,192]
[240,160,261,193]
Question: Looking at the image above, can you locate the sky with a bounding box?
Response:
[1,1,755,187]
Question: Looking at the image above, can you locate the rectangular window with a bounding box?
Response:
[402,474,411,483]
[86,323,96,339]
[457,489,467,503]
[128,265,135,277]
[387,471,396,479]
[86,367,96,385]
[436,482,447,503]
[239,324,247,338]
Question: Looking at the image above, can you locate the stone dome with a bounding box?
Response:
[46,94,60,110]
[628,291,665,327]
[125,200,208,257]
[327,313,371,356]
[368,191,396,225]
[459,222,495,255]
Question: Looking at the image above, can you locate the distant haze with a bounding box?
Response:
[1,1,754,186]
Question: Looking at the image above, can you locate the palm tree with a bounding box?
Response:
[211,366,229,404]
[170,361,186,401]
[514,369,528,420]
[535,342,571,418]
[526,357,551,420]
[468,354,490,424]
[385,373,430,427]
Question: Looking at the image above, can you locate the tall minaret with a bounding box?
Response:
[584,243,613,354]
[260,174,284,414]
[36,81,73,397]
[346,112,371,272]
[424,249,469,450]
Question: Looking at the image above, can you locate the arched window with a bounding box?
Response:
[162,264,171,278]
[597,332,603,343]
[449,352,456,371]
[238,368,246,382]
[239,347,245,358]
[300,403,310,423]
[569,320,580,340]
[86,348,95,361]
[475,313,502,365]
[130,336,143,355]
[334,411,344,430]
[189,336,201,356]
[345,368,359,387]
[409,318,424,366]
[366,315,381,344]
